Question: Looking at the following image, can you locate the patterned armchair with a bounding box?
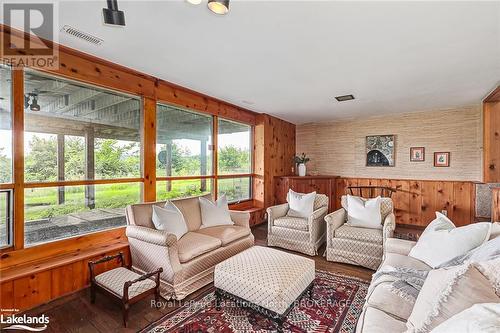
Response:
[325,195,395,270]
[267,194,329,256]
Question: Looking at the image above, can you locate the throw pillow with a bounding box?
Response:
[408,212,491,268]
[152,201,188,240]
[405,261,500,333]
[438,236,500,268]
[286,190,316,218]
[199,195,234,228]
[346,195,382,229]
[431,303,500,333]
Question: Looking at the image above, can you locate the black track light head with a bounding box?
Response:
[103,0,125,26]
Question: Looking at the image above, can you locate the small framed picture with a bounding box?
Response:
[434,152,450,167]
[410,147,425,162]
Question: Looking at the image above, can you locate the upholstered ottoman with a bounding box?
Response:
[214,246,315,331]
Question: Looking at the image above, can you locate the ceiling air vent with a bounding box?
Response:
[335,94,355,102]
[61,25,103,46]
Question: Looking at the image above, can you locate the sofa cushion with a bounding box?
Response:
[431,303,500,333]
[356,306,407,333]
[334,225,383,244]
[380,253,432,271]
[177,232,222,263]
[365,281,415,320]
[171,194,211,231]
[406,262,499,332]
[195,225,251,246]
[273,216,309,231]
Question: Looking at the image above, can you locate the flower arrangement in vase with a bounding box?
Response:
[294,153,310,177]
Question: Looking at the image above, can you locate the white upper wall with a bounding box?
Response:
[5,1,499,124]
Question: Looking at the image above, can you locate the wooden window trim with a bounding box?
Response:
[23,178,144,189]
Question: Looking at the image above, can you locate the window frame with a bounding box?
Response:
[20,68,145,247]
[215,117,253,204]
[155,102,254,204]
[0,64,14,249]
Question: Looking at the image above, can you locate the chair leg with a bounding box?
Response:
[155,289,160,308]
[122,303,129,327]
[90,283,96,304]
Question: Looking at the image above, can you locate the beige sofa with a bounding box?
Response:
[356,223,500,333]
[125,194,254,300]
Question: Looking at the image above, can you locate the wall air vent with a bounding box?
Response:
[335,94,355,102]
[61,25,103,46]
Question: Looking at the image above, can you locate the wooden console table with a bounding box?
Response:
[274,175,339,212]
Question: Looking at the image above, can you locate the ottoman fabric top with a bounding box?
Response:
[214,246,315,315]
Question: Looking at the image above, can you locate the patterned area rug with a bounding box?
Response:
[140,270,369,333]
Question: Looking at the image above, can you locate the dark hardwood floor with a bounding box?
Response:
[22,223,374,333]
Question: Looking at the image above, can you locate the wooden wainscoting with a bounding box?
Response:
[0,229,129,313]
[334,178,476,227]
[493,188,500,222]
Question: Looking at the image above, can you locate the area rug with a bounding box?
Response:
[140,270,369,333]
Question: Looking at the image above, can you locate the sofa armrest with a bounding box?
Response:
[382,213,396,242]
[384,238,417,256]
[229,210,251,228]
[126,225,178,247]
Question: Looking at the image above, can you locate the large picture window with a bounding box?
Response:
[23,70,142,246]
[1,65,13,248]
[156,104,213,199]
[217,119,252,202]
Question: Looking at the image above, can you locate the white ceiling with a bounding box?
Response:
[10,1,500,123]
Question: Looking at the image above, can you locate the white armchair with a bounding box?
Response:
[267,194,329,256]
[325,195,395,270]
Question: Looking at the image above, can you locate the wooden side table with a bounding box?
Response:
[88,252,163,327]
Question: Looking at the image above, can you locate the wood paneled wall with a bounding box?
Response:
[483,91,500,182]
[253,114,296,210]
[493,188,500,222]
[335,178,476,227]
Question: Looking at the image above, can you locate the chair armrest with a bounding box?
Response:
[384,238,417,256]
[309,206,328,223]
[126,225,177,247]
[309,206,329,243]
[229,210,251,228]
[325,208,346,248]
[382,213,396,242]
[325,208,346,231]
[267,203,289,234]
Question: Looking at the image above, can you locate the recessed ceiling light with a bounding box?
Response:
[335,94,355,102]
[208,0,230,15]
[186,0,202,4]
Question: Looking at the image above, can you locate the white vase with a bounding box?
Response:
[298,163,307,177]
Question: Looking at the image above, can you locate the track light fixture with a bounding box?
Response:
[207,0,230,15]
[24,93,41,112]
[30,97,41,111]
[186,0,230,15]
[103,0,126,26]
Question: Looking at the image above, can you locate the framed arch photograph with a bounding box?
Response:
[366,135,395,167]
